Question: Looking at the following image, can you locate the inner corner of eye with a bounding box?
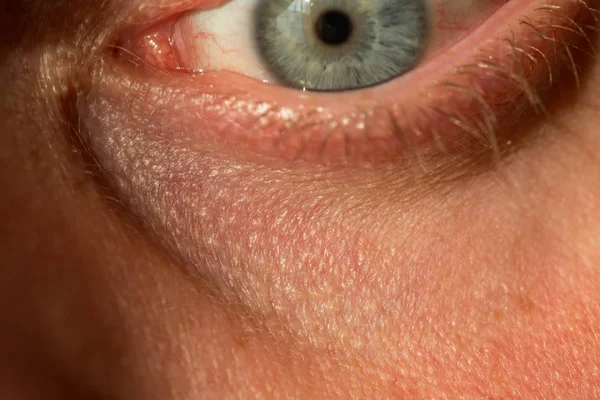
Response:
[117,15,188,72]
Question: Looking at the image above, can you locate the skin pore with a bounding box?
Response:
[1,0,600,398]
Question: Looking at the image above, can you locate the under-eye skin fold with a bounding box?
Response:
[98,0,598,164]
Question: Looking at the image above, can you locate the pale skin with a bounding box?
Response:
[1,0,600,398]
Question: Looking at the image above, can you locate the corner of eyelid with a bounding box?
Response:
[35,44,86,100]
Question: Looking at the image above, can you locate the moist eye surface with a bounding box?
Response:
[254,0,429,91]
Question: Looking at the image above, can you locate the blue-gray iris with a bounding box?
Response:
[255,0,428,91]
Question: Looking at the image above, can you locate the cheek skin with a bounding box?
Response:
[81,52,600,396]
[2,0,600,398]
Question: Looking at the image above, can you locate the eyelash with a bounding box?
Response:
[102,0,598,165]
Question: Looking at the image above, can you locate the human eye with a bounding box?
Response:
[90,0,598,164]
[147,0,432,91]
[129,0,504,92]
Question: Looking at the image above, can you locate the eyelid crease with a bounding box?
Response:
[101,0,598,166]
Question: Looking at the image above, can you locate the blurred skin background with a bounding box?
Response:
[1,0,600,398]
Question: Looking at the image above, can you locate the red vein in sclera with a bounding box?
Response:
[120,0,233,70]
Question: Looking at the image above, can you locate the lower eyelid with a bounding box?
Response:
[105,0,597,164]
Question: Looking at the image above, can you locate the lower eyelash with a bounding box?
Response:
[420,0,598,155]
[286,0,600,163]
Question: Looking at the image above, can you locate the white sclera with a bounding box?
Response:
[180,0,278,82]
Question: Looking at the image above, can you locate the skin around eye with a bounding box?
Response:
[4,0,600,397]
[105,0,596,164]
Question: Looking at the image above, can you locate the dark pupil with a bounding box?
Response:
[315,10,352,45]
